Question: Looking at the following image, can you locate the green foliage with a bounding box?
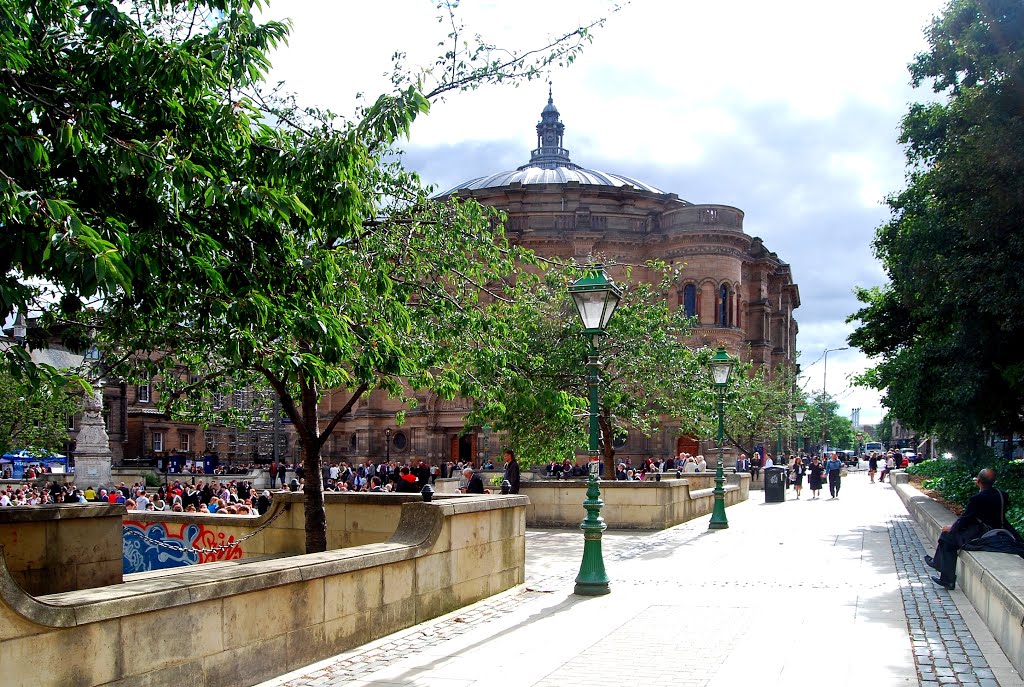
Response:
[719,363,804,455]
[847,0,1024,465]
[0,368,80,456]
[908,457,1024,533]
[0,0,609,552]
[795,391,857,452]
[459,266,707,471]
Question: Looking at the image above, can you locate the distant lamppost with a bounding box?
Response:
[708,346,736,530]
[821,347,849,453]
[568,265,621,597]
[794,405,806,454]
[385,427,391,464]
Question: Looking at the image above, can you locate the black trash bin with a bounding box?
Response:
[764,466,787,503]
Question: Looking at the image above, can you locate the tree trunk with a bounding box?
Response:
[300,382,327,554]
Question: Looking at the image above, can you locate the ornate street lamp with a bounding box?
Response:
[385,427,391,464]
[708,346,736,530]
[568,265,621,597]
[821,347,848,453]
[794,405,806,454]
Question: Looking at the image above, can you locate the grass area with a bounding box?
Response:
[906,458,1024,532]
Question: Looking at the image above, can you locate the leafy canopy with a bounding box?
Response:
[847,0,1024,465]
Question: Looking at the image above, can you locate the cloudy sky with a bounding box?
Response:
[262,0,949,427]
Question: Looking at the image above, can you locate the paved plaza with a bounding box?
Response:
[258,475,1023,687]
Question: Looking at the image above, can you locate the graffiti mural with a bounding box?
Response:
[123,520,243,574]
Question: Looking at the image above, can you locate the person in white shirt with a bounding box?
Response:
[696,455,707,472]
[764,454,775,469]
[134,491,150,511]
[0,493,11,506]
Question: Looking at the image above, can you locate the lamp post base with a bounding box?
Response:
[574,472,610,596]
[708,458,729,530]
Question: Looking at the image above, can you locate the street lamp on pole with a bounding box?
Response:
[708,346,736,530]
[385,427,391,464]
[568,265,621,597]
[821,347,848,454]
[794,405,806,454]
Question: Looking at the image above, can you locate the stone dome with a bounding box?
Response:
[438,88,666,197]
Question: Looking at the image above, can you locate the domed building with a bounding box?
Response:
[323,91,801,466]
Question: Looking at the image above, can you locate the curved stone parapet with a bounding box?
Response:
[0,494,528,687]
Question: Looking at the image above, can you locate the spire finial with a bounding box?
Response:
[548,80,553,103]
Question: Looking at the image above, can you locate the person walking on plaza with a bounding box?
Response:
[868,453,878,483]
[807,456,825,498]
[925,468,1011,589]
[790,456,806,499]
[502,449,521,494]
[825,452,844,498]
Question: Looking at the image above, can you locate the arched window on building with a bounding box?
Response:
[683,284,697,318]
[719,284,730,327]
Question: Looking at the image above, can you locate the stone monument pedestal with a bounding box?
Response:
[73,390,113,488]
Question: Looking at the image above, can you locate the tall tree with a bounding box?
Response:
[848,0,1024,467]
[7,1,609,553]
[719,364,802,457]
[459,267,712,475]
[0,368,80,456]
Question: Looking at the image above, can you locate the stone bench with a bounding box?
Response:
[894,482,1024,676]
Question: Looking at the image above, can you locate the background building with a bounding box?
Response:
[321,93,800,466]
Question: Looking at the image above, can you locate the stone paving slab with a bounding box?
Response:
[257,476,1023,687]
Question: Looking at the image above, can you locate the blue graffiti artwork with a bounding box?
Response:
[122,522,201,573]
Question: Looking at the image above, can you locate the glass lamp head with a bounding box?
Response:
[568,265,622,333]
[794,406,806,423]
[709,346,735,388]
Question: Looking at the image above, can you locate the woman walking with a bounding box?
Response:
[790,456,806,499]
[808,455,825,499]
[868,453,878,483]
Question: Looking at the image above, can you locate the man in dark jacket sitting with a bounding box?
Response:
[925,468,1010,589]
[461,467,484,494]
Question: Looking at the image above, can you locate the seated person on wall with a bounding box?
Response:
[460,467,484,494]
[925,468,1013,590]
[395,467,420,493]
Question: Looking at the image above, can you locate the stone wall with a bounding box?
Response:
[0,503,124,594]
[522,473,749,529]
[0,495,527,687]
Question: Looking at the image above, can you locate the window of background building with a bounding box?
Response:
[138,373,151,403]
[393,431,408,451]
[179,432,190,453]
[719,284,730,327]
[152,431,163,453]
[66,414,76,431]
[683,284,697,318]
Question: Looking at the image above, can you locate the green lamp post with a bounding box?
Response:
[794,405,806,454]
[708,346,736,530]
[568,265,621,596]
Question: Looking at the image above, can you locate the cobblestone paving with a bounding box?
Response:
[890,514,999,687]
